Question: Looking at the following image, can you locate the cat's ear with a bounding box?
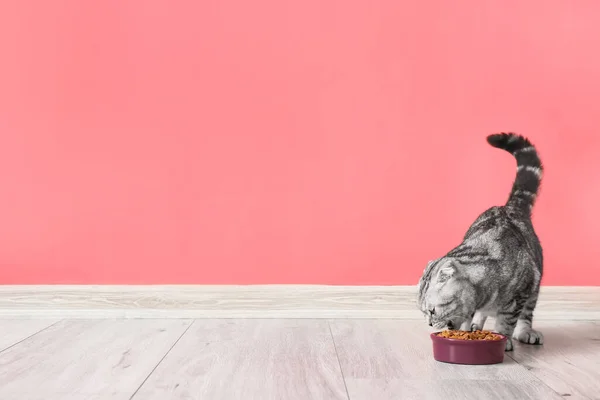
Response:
[436,260,456,282]
[418,260,435,288]
[422,260,434,274]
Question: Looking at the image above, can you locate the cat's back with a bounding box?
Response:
[464,205,542,267]
[463,206,504,240]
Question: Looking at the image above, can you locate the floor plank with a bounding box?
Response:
[132,319,348,400]
[0,319,191,400]
[345,379,563,400]
[0,319,59,352]
[330,319,563,400]
[0,318,596,399]
[509,321,600,400]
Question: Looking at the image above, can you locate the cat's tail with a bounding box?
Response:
[486,133,543,213]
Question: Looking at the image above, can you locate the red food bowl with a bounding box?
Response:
[430,332,508,365]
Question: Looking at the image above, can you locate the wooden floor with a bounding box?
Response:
[0,319,598,400]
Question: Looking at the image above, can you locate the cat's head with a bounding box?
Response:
[417,258,476,330]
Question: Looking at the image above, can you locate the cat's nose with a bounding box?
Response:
[447,321,454,329]
[428,322,433,327]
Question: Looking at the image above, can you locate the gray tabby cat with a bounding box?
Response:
[417,133,544,351]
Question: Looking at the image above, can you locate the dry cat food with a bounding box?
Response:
[436,330,502,341]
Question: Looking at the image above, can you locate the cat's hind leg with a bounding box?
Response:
[513,290,544,345]
[496,294,529,351]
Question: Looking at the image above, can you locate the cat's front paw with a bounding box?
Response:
[470,323,483,331]
[504,337,514,352]
[513,328,544,345]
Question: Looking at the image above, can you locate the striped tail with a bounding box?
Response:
[486,133,543,213]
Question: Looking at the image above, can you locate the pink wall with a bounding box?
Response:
[1,1,599,285]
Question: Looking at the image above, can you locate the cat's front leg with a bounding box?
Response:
[460,310,487,331]
[470,311,488,331]
[459,317,473,331]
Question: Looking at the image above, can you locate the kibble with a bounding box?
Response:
[436,330,502,341]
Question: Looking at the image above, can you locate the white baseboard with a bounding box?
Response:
[0,285,598,319]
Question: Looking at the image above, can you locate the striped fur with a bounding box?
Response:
[487,132,543,213]
[416,133,544,351]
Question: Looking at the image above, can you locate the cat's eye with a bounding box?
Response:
[429,308,435,316]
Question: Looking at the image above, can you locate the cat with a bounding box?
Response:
[416,133,544,351]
